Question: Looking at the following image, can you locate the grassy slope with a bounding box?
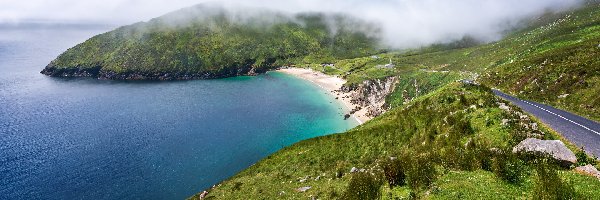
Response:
[194,83,600,199]
[297,2,600,121]
[190,2,600,199]
[48,6,380,76]
[479,2,600,122]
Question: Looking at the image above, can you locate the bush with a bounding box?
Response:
[438,137,490,171]
[533,160,578,200]
[575,147,597,167]
[405,152,438,192]
[492,150,529,184]
[342,172,382,200]
[381,157,406,188]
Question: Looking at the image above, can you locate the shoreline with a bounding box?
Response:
[277,67,372,125]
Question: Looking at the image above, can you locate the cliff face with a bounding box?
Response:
[342,76,398,118]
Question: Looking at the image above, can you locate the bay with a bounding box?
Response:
[0,24,357,199]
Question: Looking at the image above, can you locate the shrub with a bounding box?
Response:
[335,161,347,179]
[405,152,438,192]
[381,157,406,188]
[492,150,529,184]
[230,182,242,191]
[342,172,382,200]
[575,147,597,167]
[533,160,578,200]
[461,139,485,171]
[472,141,494,172]
[438,137,490,171]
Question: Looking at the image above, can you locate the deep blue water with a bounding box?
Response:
[0,24,357,199]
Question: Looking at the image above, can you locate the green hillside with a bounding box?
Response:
[299,1,600,122]
[190,2,600,199]
[38,1,600,199]
[41,5,381,80]
[193,83,600,199]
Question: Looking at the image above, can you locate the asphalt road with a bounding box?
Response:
[493,89,600,158]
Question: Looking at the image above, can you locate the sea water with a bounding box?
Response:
[0,23,358,199]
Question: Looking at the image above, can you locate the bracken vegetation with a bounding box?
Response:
[43,5,381,80]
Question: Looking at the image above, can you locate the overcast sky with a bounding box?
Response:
[0,0,584,48]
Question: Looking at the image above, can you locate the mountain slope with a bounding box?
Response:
[188,2,600,199]
[192,83,600,199]
[300,1,600,122]
[41,5,381,80]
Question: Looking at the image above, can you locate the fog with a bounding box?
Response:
[0,0,584,48]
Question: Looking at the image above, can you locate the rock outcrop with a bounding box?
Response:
[512,138,577,167]
[575,164,600,179]
[296,186,311,192]
[341,76,398,118]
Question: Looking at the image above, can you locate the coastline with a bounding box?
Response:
[277,67,372,125]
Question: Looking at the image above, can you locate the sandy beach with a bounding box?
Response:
[277,68,372,124]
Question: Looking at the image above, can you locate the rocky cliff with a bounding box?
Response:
[342,76,398,118]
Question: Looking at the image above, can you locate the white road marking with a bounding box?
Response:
[498,92,600,136]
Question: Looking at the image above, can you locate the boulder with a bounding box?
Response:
[296,186,311,192]
[499,103,510,111]
[512,138,577,167]
[199,191,209,199]
[575,164,600,179]
[501,119,510,126]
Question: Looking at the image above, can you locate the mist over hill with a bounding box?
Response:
[3,0,585,49]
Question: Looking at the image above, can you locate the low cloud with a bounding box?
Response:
[0,0,584,49]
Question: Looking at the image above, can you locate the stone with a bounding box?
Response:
[575,164,600,179]
[350,167,359,173]
[296,186,311,192]
[199,191,209,199]
[513,138,577,167]
[501,119,510,126]
[531,123,538,130]
[344,114,351,120]
[499,103,510,111]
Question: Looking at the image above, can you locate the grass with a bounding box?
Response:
[299,2,600,122]
[46,6,381,79]
[190,83,600,199]
[46,1,600,199]
[183,2,600,199]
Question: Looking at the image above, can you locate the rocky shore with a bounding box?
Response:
[40,64,397,124]
[41,64,399,124]
[278,68,398,124]
[40,63,264,80]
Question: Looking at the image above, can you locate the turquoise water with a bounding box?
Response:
[0,24,358,199]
